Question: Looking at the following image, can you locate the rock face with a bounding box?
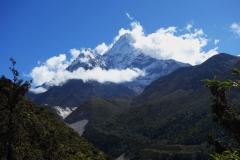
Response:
[67,33,191,92]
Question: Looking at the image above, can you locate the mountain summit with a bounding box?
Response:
[67,48,106,71]
[67,33,191,92]
[28,33,191,107]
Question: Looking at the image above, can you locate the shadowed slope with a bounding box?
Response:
[28,79,136,107]
[81,53,240,159]
[134,53,239,104]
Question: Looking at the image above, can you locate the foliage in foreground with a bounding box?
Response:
[0,58,111,159]
[204,68,240,159]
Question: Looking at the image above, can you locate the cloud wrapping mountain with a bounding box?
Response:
[94,22,218,65]
[30,54,145,92]
[28,21,218,93]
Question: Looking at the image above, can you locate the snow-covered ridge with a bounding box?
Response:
[66,33,191,92]
[67,48,106,71]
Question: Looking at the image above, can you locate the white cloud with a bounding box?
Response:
[186,24,192,31]
[29,87,47,94]
[126,13,133,20]
[29,50,145,92]
[28,20,219,93]
[44,67,145,87]
[70,48,80,62]
[230,22,240,37]
[94,43,109,55]
[29,61,145,91]
[108,22,217,65]
[29,53,70,87]
[214,39,219,45]
[30,65,55,87]
[45,54,68,70]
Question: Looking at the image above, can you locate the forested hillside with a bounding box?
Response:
[78,53,240,159]
[0,59,111,160]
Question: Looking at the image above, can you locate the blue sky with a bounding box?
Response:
[1,0,240,89]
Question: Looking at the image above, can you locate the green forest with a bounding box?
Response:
[0,58,111,160]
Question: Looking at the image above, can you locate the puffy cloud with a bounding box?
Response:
[29,53,70,87]
[45,54,68,70]
[126,13,133,20]
[94,43,109,55]
[69,48,80,62]
[30,65,55,86]
[230,22,240,37]
[29,20,219,93]
[29,50,145,92]
[44,67,145,87]
[29,60,145,91]
[108,22,217,65]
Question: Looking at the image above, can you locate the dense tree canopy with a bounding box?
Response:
[0,58,111,160]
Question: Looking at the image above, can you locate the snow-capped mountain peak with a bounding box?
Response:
[67,48,106,71]
[103,33,143,69]
[66,33,191,92]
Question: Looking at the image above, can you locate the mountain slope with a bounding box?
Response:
[134,53,239,104]
[81,53,240,159]
[0,76,111,160]
[64,97,132,135]
[66,48,106,71]
[28,33,191,109]
[28,79,136,107]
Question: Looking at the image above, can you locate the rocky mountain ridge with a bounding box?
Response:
[28,33,191,107]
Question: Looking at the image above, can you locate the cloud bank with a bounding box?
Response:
[29,87,47,94]
[29,52,145,93]
[29,20,219,93]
